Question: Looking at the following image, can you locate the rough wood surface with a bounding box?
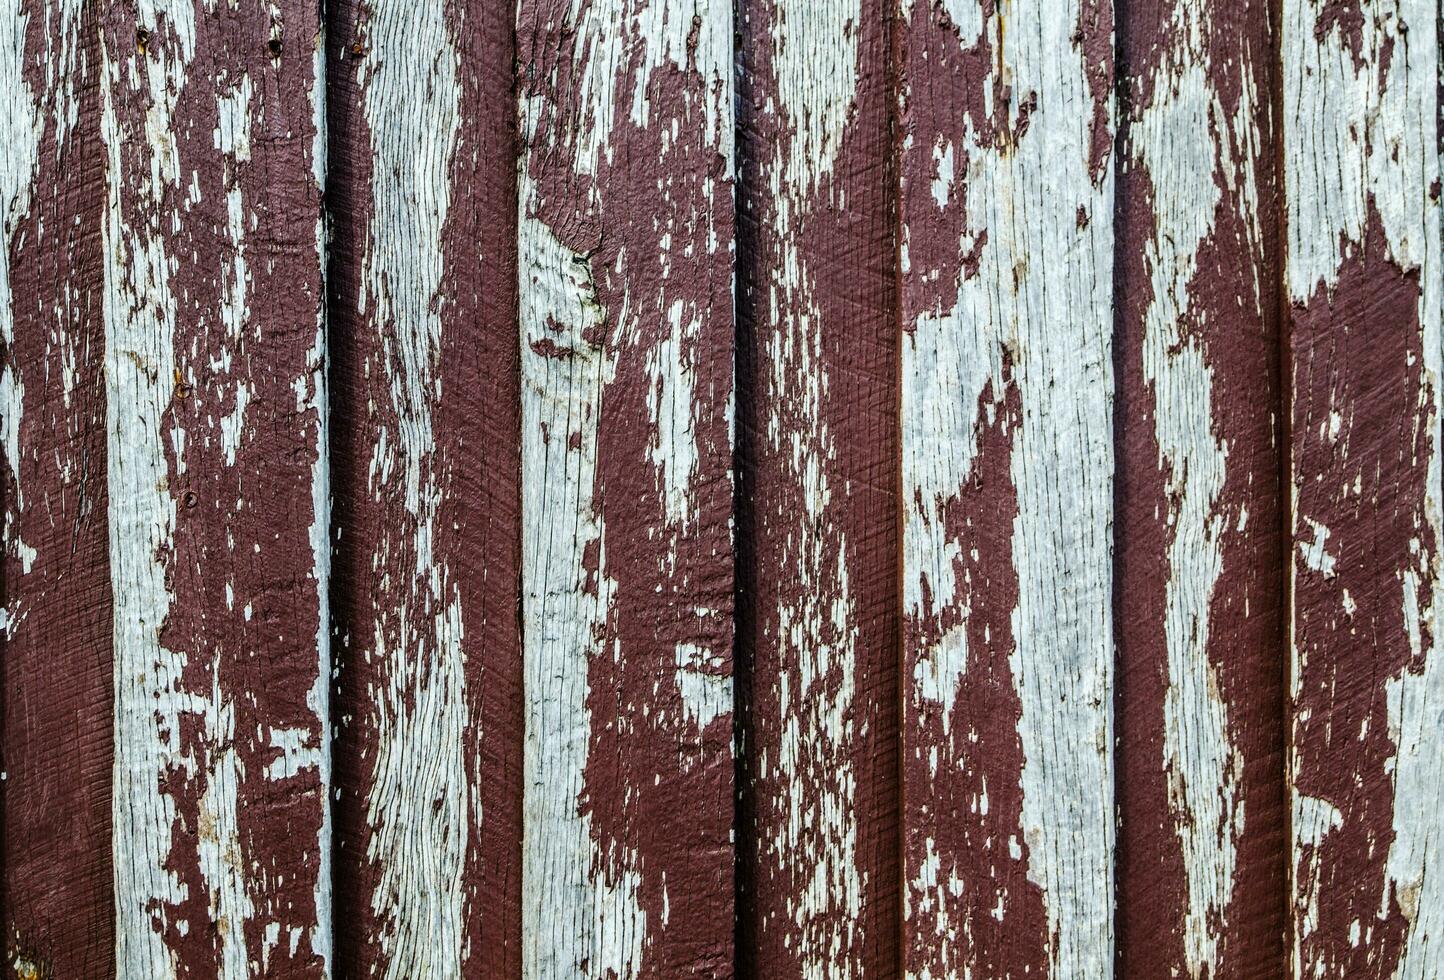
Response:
[100,0,331,975]
[1,0,114,974]
[326,0,523,975]
[734,0,901,975]
[1284,2,1444,976]
[1114,1,1288,977]
[895,1,1115,975]
[515,1,736,975]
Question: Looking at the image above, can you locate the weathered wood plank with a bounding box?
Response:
[734,0,901,974]
[1114,1,1288,977]
[326,0,524,975]
[1,0,114,974]
[895,1,1114,975]
[516,1,735,975]
[1284,2,1444,976]
[100,0,330,974]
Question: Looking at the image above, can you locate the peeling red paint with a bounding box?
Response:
[101,0,329,972]
[901,372,1048,979]
[895,2,1049,974]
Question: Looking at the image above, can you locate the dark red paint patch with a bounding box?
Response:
[1290,204,1426,979]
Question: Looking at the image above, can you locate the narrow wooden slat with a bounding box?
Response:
[326,0,524,974]
[1,0,114,973]
[734,0,901,974]
[100,1,330,974]
[1284,2,1444,975]
[1113,2,1288,977]
[515,1,735,974]
[895,1,1115,974]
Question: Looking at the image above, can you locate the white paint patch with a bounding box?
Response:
[1283,0,1438,297]
[1383,591,1444,980]
[356,4,470,976]
[265,724,322,781]
[1298,517,1337,578]
[193,676,251,980]
[518,198,644,978]
[1292,793,1343,942]
[648,301,701,527]
[674,642,729,730]
[910,623,967,729]
[770,0,861,195]
[930,138,953,210]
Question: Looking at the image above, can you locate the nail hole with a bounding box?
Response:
[182,490,199,509]
[268,37,282,57]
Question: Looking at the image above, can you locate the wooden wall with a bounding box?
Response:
[1,0,1440,977]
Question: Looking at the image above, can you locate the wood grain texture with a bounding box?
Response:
[734,0,901,975]
[100,0,330,974]
[895,0,1115,975]
[326,0,523,975]
[516,1,735,975]
[1114,1,1288,977]
[1,0,114,974]
[1284,1,1444,977]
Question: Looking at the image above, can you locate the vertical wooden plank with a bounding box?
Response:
[895,1,1114,975]
[325,0,523,975]
[1284,1,1444,976]
[734,0,901,975]
[1,0,114,974]
[100,0,330,975]
[1113,2,1289,977]
[516,1,735,975]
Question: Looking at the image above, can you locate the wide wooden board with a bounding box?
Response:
[100,1,331,974]
[2,0,113,974]
[896,1,1116,974]
[1114,1,1288,976]
[1284,2,1444,976]
[516,1,736,975]
[326,0,525,975]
